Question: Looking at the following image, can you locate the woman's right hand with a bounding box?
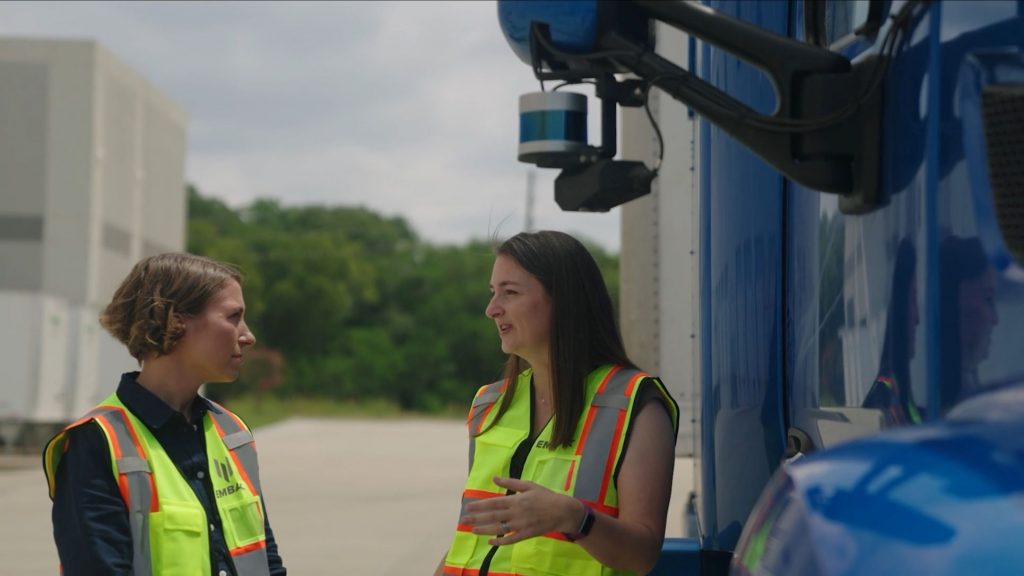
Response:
[460,476,583,545]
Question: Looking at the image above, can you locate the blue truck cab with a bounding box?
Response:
[498,1,1024,574]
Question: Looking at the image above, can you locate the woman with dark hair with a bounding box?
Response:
[43,253,286,576]
[436,231,680,576]
[939,235,999,413]
[863,238,923,427]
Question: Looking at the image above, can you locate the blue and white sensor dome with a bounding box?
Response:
[518,91,589,169]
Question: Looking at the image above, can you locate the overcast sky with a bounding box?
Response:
[0,1,621,251]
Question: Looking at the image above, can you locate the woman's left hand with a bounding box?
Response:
[461,476,583,546]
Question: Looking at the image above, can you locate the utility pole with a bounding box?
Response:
[525,169,536,232]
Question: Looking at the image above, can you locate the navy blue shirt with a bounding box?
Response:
[50,372,286,576]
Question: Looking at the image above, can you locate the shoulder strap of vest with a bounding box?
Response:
[45,406,111,498]
[206,401,263,498]
[206,404,271,576]
[570,366,649,507]
[45,405,156,576]
[467,380,506,436]
[466,380,507,474]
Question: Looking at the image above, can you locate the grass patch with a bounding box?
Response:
[217,394,465,429]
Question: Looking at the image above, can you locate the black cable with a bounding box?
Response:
[551,80,597,92]
[535,31,645,66]
[643,82,665,175]
[532,28,646,80]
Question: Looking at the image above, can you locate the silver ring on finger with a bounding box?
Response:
[500,520,511,534]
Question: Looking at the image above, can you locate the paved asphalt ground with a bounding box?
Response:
[0,418,694,575]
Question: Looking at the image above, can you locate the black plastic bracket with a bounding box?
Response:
[528,1,889,214]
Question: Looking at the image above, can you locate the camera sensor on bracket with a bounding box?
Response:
[517,77,655,212]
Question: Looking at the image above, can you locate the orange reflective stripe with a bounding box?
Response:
[562,459,576,491]
[584,499,618,517]
[209,414,260,499]
[469,380,507,434]
[107,406,148,458]
[443,566,521,576]
[474,404,494,435]
[96,406,160,513]
[468,385,491,425]
[574,407,599,458]
[230,539,267,557]
[597,371,645,505]
[91,414,133,506]
[594,365,621,394]
[624,373,641,396]
[573,365,620,458]
[92,414,124,459]
[463,488,503,500]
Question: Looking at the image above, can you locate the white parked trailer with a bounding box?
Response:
[0,293,69,446]
[0,38,185,447]
[619,22,699,458]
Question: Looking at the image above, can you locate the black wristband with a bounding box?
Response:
[563,502,595,542]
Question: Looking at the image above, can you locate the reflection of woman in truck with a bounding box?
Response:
[863,238,923,426]
[940,235,999,413]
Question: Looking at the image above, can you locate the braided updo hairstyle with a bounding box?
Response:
[100,253,242,361]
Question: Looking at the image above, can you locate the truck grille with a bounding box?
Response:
[982,85,1024,264]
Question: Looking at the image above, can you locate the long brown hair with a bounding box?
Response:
[483,231,634,448]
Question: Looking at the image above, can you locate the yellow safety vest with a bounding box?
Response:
[443,364,679,576]
[44,393,270,576]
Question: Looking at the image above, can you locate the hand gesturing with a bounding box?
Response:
[461,476,584,546]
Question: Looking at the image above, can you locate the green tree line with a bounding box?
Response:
[187,185,620,412]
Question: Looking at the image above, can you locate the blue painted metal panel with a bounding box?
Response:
[495,0,1024,573]
[649,538,701,576]
[497,0,599,66]
[732,382,1024,576]
[785,2,935,452]
[744,1,1024,574]
[698,31,715,553]
[698,0,788,552]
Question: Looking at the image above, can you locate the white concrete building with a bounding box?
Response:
[0,37,186,445]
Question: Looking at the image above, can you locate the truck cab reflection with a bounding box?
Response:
[863,238,923,427]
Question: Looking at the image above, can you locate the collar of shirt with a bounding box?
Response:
[116,371,222,429]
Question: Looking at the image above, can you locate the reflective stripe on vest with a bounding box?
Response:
[446,364,680,576]
[44,396,270,576]
[45,405,157,576]
[467,381,507,472]
[206,401,270,571]
[570,367,644,504]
